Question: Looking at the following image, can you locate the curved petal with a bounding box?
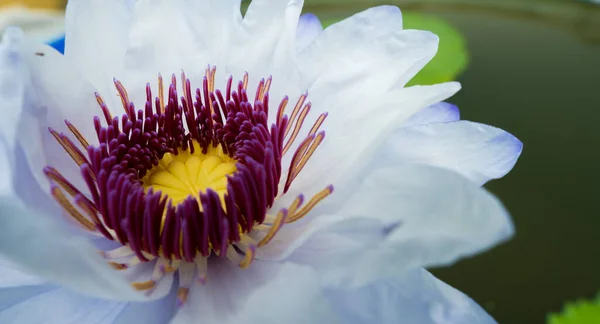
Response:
[255,215,394,262]
[0,28,25,150]
[120,0,209,106]
[0,28,27,198]
[181,0,243,68]
[297,6,410,91]
[112,284,177,324]
[64,0,135,109]
[278,82,461,209]
[121,0,301,106]
[296,13,323,52]
[276,163,512,289]
[0,251,51,312]
[0,287,127,324]
[402,102,460,127]
[298,5,403,60]
[171,260,338,324]
[378,121,523,185]
[0,33,61,222]
[0,285,56,314]
[0,259,177,323]
[0,255,45,288]
[231,263,339,324]
[1,28,103,200]
[238,0,304,99]
[325,269,496,324]
[0,197,149,301]
[333,163,513,287]
[302,29,439,109]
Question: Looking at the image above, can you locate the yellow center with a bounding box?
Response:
[142,141,237,206]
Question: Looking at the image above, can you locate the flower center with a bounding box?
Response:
[142,143,236,207]
[44,67,333,304]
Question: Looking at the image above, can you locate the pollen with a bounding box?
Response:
[142,142,236,207]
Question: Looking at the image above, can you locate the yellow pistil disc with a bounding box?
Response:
[141,141,237,206]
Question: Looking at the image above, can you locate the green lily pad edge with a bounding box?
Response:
[547,294,600,324]
[322,12,469,86]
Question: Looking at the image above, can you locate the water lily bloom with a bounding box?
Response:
[0,1,522,323]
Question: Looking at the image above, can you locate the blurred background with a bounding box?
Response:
[2,0,600,323]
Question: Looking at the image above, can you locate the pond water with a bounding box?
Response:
[305,1,600,323]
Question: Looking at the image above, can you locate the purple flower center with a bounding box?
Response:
[43,67,333,303]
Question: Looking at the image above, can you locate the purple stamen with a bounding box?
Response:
[46,70,330,262]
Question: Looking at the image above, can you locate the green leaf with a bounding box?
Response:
[547,294,600,324]
[321,12,469,86]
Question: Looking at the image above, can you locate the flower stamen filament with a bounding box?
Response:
[44,66,334,304]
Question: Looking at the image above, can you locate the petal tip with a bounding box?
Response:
[442,102,461,120]
[300,12,320,23]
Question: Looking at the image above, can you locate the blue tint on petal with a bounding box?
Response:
[48,35,65,54]
[402,101,461,127]
[299,13,321,26]
[296,13,323,51]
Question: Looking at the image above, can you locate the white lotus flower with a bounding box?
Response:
[0,1,522,323]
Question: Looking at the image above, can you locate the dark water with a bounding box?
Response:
[306,2,600,323]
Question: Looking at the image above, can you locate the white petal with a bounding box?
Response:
[1,29,103,200]
[182,0,243,65]
[112,284,178,324]
[299,5,403,58]
[256,215,393,262]
[0,288,125,324]
[378,121,523,185]
[243,0,300,45]
[302,29,438,108]
[121,0,208,105]
[0,27,25,151]
[277,163,512,289]
[295,13,323,52]
[327,163,513,287]
[297,6,407,90]
[233,263,339,324]
[402,102,460,127]
[0,274,177,324]
[0,30,86,218]
[325,269,496,324]
[239,0,304,91]
[243,0,293,26]
[279,82,460,209]
[0,285,56,314]
[0,28,25,197]
[64,0,135,108]
[0,287,126,324]
[1,122,141,300]
[0,255,45,288]
[171,260,338,324]
[121,0,302,107]
[0,198,149,301]
[0,140,11,198]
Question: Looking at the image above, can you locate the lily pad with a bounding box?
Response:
[322,12,469,86]
[547,294,600,324]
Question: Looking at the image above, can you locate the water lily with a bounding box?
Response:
[0,1,522,323]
